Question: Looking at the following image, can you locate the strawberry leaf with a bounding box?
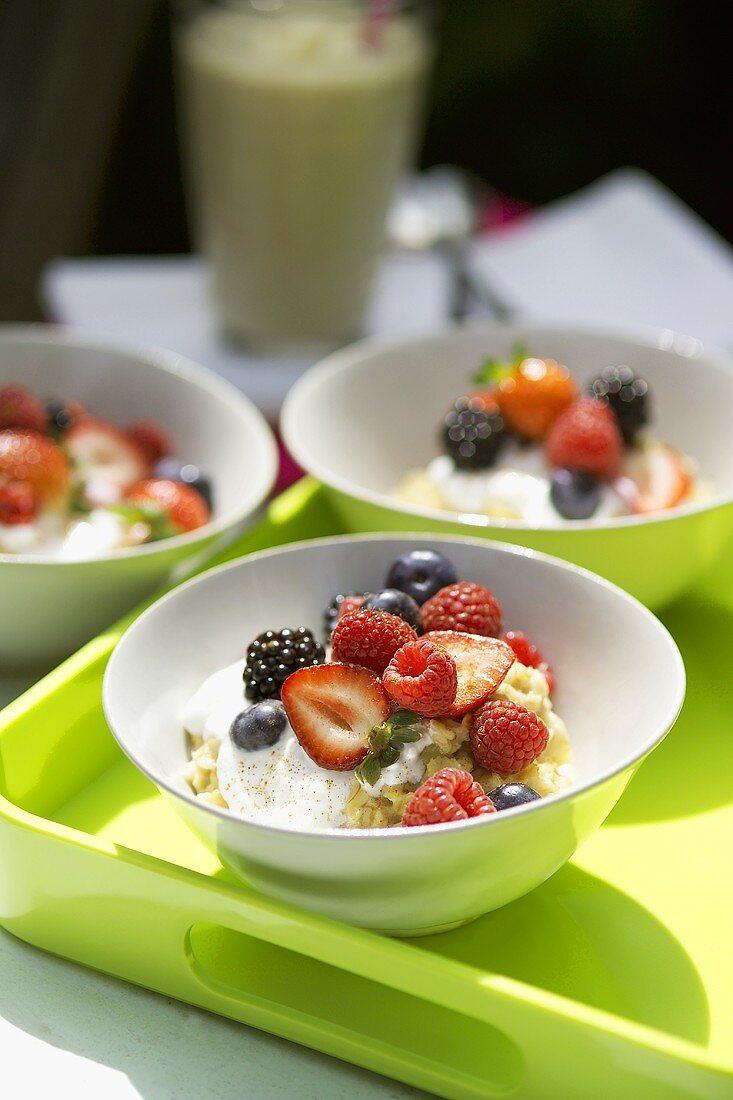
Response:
[379,745,400,769]
[391,728,422,745]
[471,342,531,387]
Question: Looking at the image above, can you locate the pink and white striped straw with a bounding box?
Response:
[362,0,394,48]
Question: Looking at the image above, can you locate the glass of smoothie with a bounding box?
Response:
[176,0,434,350]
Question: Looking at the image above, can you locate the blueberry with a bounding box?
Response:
[489,783,541,811]
[230,700,287,751]
[549,467,601,520]
[154,457,213,510]
[385,549,458,604]
[45,400,76,435]
[362,589,423,632]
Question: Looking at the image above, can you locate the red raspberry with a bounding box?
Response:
[402,768,495,827]
[337,595,365,622]
[470,700,548,776]
[0,480,36,525]
[331,609,417,676]
[546,397,622,479]
[502,630,556,694]
[127,419,173,464]
[383,638,458,717]
[421,581,503,637]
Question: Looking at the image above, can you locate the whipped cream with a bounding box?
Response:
[181,660,432,830]
[426,448,629,525]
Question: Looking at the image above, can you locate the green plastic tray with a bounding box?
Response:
[1,479,731,1100]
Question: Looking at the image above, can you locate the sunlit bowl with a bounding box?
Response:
[104,534,684,935]
[281,323,733,607]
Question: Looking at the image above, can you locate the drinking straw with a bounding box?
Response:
[363,0,394,47]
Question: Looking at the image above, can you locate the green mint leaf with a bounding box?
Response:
[379,745,400,769]
[510,340,530,362]
[471,343,532,387]
[391,728,422,745]
[389,709,421,729]
[355,754,382,788]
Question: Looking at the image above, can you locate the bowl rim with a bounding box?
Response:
[0,324,278,565]
[103,531,686,841]
[281,320,733,532]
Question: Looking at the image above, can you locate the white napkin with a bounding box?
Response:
[470,168,733,347]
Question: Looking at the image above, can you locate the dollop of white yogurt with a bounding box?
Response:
[181,660,432,830]
[427,447,628,525]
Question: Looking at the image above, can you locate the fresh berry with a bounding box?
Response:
[362,589,423,631]
[46,399,87,436]
[0,430,70,505]
[622,441,692,514]
[424,631,515,718]
[281,662,391,770]
[502,630,556,694]
[383,638,458,717]
[124,477,210,533]
[331,609,417,676]
[0,480,36,525]
[229,700,287,751]
[402,768,495,827]
[128,420,173,465]
[421,580,503,637]
[154,457,213,510]
[549,467,601,520]
[489,782,541,811]
[496,358,577,441]
[323,592,366,640]
[65,417,150,491]
[442,395,507,469]
[470,700,548,776]
[589,365,649,444]
[546,397,622,479]
[385,548,458,604]
[244,627,326,702]
[0,386,48,433]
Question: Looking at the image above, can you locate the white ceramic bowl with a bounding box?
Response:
[103,534,685,935]
[281,323,733,607]
[0,325,277,668]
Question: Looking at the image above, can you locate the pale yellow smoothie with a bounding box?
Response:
[178,1,431,347]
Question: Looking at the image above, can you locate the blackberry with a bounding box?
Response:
[244,627,325,702]
[323,592,366,641]
[442,396,507,469]
[589,365,649,443]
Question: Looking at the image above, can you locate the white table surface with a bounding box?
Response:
[4,168,733,1099]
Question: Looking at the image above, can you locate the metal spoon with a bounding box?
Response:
[387,165,513,322]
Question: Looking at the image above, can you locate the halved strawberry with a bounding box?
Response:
[423,631,515,718]
[622,441,692,514]
[65,417,150,492]
[127,419,173,464]
[0,429,70,505]
[281,662,391,770]
[124,477,210,534]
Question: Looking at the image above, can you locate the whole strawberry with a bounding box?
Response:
[331,609,417,676]
[402,768,495,827]
[0,429,69,506]
[470,699,548,776]
[383,638,457,717]
[546,397,622,479]
[421,580,503,637]
[496,357,576,441]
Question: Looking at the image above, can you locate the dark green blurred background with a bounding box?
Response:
[0,0,729,320]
